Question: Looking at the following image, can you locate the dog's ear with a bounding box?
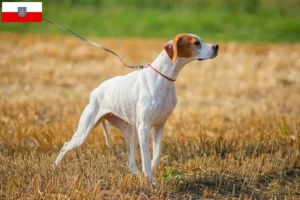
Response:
[164,41,174,61]
[172,35,185,63]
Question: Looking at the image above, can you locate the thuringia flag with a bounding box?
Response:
[2,2,42,22]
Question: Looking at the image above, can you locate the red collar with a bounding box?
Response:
[148,63,176,82]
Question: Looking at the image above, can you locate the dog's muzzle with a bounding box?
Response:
[198,44,219,61]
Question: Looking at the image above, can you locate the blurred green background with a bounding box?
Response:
[1,0,300,43]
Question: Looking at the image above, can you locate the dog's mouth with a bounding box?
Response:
[211,51,218,58]
[198,51,218,61]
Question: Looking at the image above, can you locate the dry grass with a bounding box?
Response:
[0,33,300,199]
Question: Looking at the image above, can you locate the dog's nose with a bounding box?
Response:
[212,44,219,51]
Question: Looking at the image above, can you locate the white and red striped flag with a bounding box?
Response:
[2,2,42,22]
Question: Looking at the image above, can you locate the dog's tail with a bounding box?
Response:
[100,121,110,148]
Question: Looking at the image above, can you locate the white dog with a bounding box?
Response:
[55,33,218,184]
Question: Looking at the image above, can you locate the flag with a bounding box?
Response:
[2,2,42,22]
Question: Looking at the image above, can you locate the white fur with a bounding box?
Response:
[54,33,218,184]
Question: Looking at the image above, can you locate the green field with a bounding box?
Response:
[1,0,300,43]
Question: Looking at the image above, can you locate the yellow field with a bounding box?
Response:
[0,33,300,199]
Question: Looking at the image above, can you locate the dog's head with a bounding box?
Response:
[164,33,218,63]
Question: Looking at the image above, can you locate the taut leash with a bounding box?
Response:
[42,16,147,69]
[0,1,147,69]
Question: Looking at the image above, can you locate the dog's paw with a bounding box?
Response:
[129,167,141,176]
[148,177,157,185]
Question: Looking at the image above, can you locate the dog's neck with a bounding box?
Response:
[151,50,192,81]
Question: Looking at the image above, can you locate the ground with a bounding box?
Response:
[0,33,300,199]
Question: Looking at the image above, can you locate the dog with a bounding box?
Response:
[54,33,218,184]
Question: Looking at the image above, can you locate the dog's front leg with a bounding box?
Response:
[151,124,165,172]
[137,124,156,184]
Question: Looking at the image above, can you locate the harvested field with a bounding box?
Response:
[0,33,300,199]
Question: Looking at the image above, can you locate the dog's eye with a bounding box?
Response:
[194,41,200,46]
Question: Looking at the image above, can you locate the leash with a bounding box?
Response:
[42,17,147,69]
[0,1,146,69]
[0,3,146,68]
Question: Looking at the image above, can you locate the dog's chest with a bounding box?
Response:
[150,87,177,125]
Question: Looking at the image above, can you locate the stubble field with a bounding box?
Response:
[0,33,300,199]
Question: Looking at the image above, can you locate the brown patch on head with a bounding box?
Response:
[172,34,200,63]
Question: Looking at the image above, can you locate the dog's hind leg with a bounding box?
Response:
[55,91,104,165]
[105,116,140,175]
